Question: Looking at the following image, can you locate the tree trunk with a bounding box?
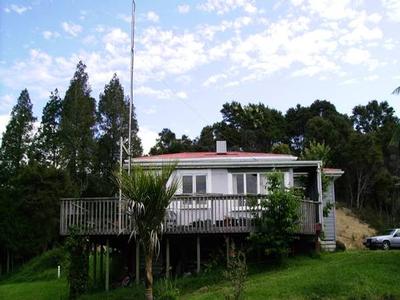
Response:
[144,248,154,300]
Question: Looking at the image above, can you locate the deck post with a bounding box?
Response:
[135,242,140,284]
[100,243,104,286]
[225,236,230,266]
[105,239,109,292]
[196,235,201,274]
[166,238,170,279]
[93,243,97,288]
[317,164,323,226]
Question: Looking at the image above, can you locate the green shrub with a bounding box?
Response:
[224,250,247,300]
[65,227,89,299]
[249,171,300,260]
[154,278,180,300]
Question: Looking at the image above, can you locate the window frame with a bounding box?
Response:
[179,172,209,207]
[231,172,263,195]
[181,174,208,195]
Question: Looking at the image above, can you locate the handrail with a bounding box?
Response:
[60,195,318,236]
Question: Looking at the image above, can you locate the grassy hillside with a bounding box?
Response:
[187,251,400,300]
[1,250,399,299]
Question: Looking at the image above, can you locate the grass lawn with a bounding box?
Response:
[187,250,400,300]
[1,250,399,299]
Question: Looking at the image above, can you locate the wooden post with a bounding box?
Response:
[225,236,230,266]
[93,243,97,288]
[196,235,201,274]
[166,238,170,279]
[135,242,140,284]
[105,239,109,292]
[100,244,104,286]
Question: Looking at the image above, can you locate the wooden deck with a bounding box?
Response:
[59,195,319,236]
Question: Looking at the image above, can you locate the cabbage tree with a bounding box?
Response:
[115,163,178,300]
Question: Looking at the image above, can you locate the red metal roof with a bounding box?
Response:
[137,151,294,160]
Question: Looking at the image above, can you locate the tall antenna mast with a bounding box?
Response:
[128,0,136,174]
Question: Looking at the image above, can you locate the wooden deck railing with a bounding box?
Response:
[60,195,318,236]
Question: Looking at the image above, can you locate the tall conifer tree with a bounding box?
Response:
[0,89,36,175]
[94,73,142,195]
[60,61,96,194]
[34,89,62,166]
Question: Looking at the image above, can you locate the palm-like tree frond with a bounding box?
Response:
[114,162,178,252]
[392,86,400,95]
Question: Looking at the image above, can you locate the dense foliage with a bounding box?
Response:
[249,172,300,259]
[65,228,89,299]
[0,61,142,271]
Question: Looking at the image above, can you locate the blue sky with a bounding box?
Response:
[1,0,400,153]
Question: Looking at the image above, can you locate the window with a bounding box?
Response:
[182,175,207,194]
[232,173,262,206]
[182,176,193,194]
[196,175,207,194]
[232,173,259,195]
[233,174,244,194]
[246,174,257,194]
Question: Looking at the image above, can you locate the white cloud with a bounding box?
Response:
[203,73,228,86]
[61,22,82,37]
[101,27,129,56]
[382,0,400,22]
[117,14,131,23]
[297,0,360,20]
[42,31,60,40]
[177,4,190,14]
[342,48,371,65]
[136,86,187,100]
[383,39,396,50]
[364,75,379,81]
[137,27,207,80]
[4,4,31,15]
[341,78,359,85]
[197,0,257,15]
[138,126,158,154]
[339,12,383,46]
[146,11,160,23]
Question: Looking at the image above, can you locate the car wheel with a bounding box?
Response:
[382,241,390,250]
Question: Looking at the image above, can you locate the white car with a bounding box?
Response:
[363,228,400,250]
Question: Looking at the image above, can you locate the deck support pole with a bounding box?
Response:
[166,238,170,279]
[100,243,104,286]
[225,236,230,266]
[105,239,109,292]
[93,243,97,288]
[135,242,140,284]
[196,235,201,274]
